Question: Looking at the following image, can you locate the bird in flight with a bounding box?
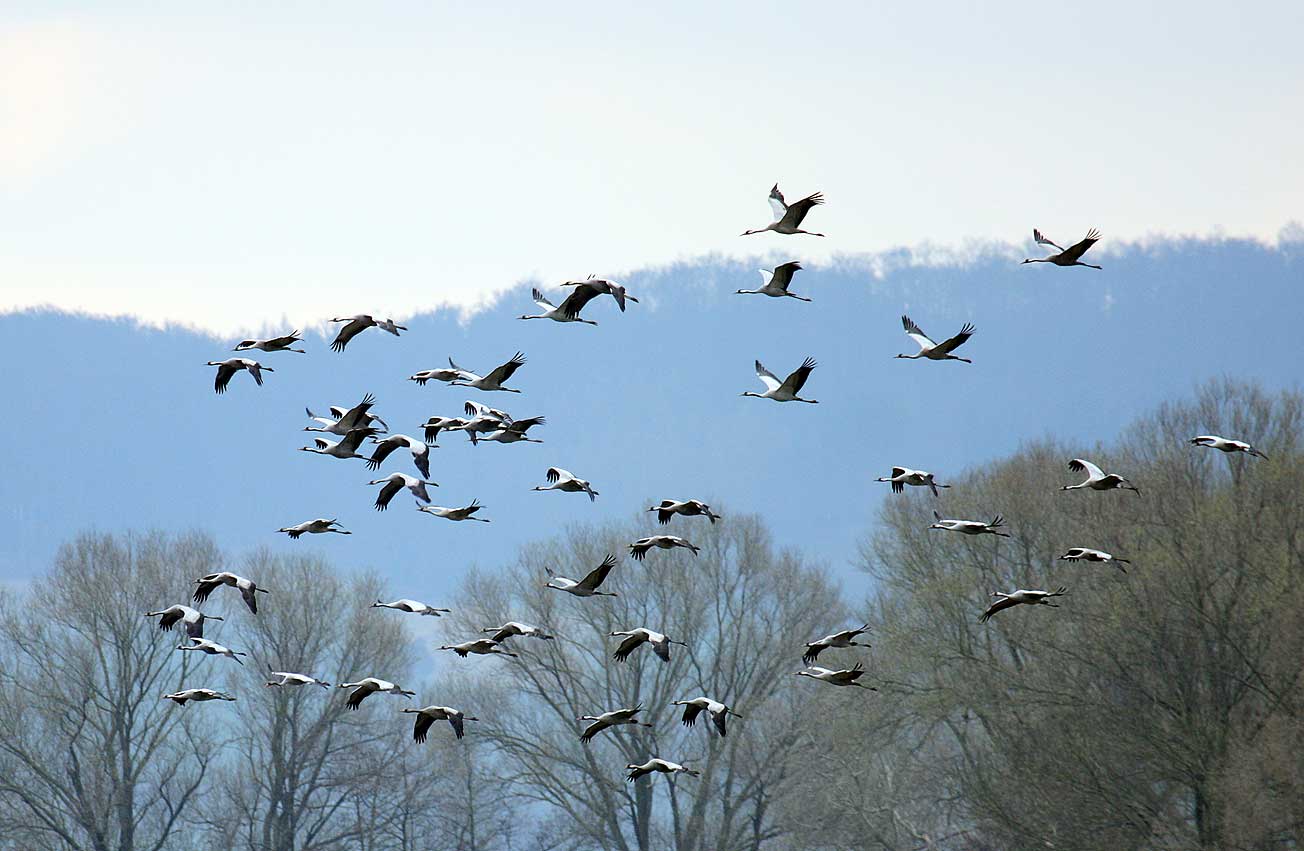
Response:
[736,261,811,301]
[742,184,825,237]
[895,315,975,363]
[233,331,305,353]
[741,358,818,403]
[1022,228,1103,269]
[207,358,272,394]
[979,587,1068,622]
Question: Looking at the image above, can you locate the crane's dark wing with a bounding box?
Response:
[932,323,975,355]
[558,286,601,319]
[330,317,372,352]
[979,596,1019,623]
[367,437,402,470]
[780,192,823,229]
[338,427,380,453]
[579,719,608,743]
[192,577,222,605]
[1060,229,1101,263]
[412,712,436,743]
[770,261,802,291]
[781,358,817,394]
[447,713,465,740]
[802,642,826,665]
[580,554,618,590]
[213,362,238,394]
[680,704,704,727]
[612,634,643,662]
[374,479,402,511]
[485,352,526,386]
[345,684,374,710]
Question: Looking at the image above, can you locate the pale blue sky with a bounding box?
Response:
[2,2,1302,331]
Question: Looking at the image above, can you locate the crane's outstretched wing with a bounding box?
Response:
[979,595,1019,623]
[932,323,975,356]
[754,360,781,392]
[367,436,403,470]
[770,261,802,291]
[558,286,601,320]
[485,352,526,386]
[612,634,643,662]
[781,358,817,394]
[579,554,618,589]
[213,362,238,394]
[1033,228,1064,252]
[1060,229,1101,263]
[767,183,787,220]
[901,315,936,351]
[781,192,823,229]
[331,317,372,352]
[1068,458,1105,479]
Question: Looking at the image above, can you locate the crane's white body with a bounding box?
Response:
[193,571,269,614]
[579,707,651,742]
[162,688,236,706]
[277,518,351,539]
[1060,547,1130,572]
[737,262,810,301]
[741,184,825,237]
[742,358,818,403]
[337,677,416,709]
[928,512,1009,537]
[371,599,451,616]
[625,758,701,782]
[402,705,478,741]
[628,535,700,561]
[648,499,720,525]
[561,277,639,312]
[300,428,379,460]
[449,353,527,393]
[418,500,490,522]
[145,605,222,639]
[234,331,305,353]
[368,472,438,510]
[439,638,518,658]
[802,624,871,665]
[176,636,248,664]
[367,434,432,478]
[672,696,742,737]
[265,668,331,688]
[519,287,598,325]
[1190,434,1268,459]
[532,467,598,501]
[895,315,975,363]
[481,621,553,642]
[1062,458,1140,494]
[207,358,272,394]
[980,588,1068,622]
[545,555,619,597]
[305,394,388,435]
[610,627,686,663]
[877,467,950,497]
[795,663,876,689]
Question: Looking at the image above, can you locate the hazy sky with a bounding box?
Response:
[3,2,1302,332]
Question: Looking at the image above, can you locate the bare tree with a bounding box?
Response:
[197,549,418,851]
[0,531,223,851]
[840,381,1304,851]
[442,511,848,851]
